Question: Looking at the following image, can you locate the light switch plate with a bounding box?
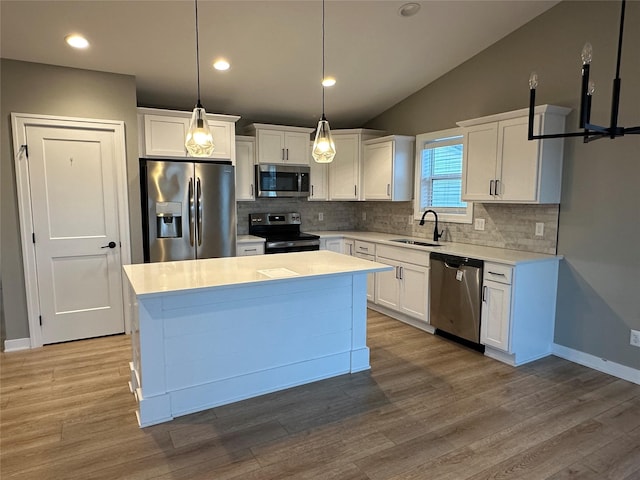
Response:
[631,329,640,347]
[474,218,485,231]
[535,222,544,236]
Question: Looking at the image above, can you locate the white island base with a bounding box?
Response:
[123,251,390,427]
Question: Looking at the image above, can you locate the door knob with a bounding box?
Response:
[101,241,117,249]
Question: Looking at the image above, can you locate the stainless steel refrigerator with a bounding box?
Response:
[140,159,236,262]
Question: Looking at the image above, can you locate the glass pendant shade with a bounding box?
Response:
[185,105,214,157]
[312,118,336,163]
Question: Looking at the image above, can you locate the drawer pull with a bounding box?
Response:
[488,271,506,277]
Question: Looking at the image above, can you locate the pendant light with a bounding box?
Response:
[185,0,215,157]
[312,0,336,163]
[528,0,638,143]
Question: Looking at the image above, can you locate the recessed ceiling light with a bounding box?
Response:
[398,2,421,17]
[213,59,230,71]
[322,77,336,87]
[65,34,89,49]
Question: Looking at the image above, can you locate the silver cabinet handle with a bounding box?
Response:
[286,148,289,161]
[250,184,254,198]
[488,271,506,277]
[495,179,500,196]
[387,184,391,197]
[311,185,314,197]
[245,248,257,252]
[354,185,357,197]
[282,148,285,161]
[483,285,487,302]
[399,266,404,280]
[188,177,195,247]
[490,179,495,196]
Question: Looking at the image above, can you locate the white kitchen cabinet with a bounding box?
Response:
[235,136,256,201]
[374,244,429,324]
[308,143,329,201]
[480,260,559,366]
[328,129,385,201]
[363,135,414,201]
[481,265,512,352]
[245,123,314,165]
[236,242,265,256]
[342,239,355,256]
[458,105,570,203]
[138,108,239,161]
[322,237,343,253]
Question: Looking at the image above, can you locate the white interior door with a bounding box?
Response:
[26,125,125,344]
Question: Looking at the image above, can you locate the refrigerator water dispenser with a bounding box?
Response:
[156,202,182,238]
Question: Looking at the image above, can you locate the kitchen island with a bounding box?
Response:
[123,250,391,427]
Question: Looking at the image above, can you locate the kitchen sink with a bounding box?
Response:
[390,239,442,247]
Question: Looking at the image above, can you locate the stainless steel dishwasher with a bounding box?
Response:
[429,252,484,348]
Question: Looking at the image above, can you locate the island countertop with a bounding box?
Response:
[123,250,390,298]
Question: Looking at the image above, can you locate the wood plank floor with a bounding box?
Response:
[2,310,639,479]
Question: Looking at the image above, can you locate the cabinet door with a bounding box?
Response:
[462,123,498,201]
[480,280,512,352]
[497,116,540,202]
[284,132,310,165]
[309,158,328,200]
[342,239,354,256]
[329,134,359,200]
[143,115,189,157]
[324,238,343,253]
[257,130,285,164]
[375,258,400,311]
[364,142,393,200]
[235,140,255,201]
[208,121,234,160]
[399,262,429,323]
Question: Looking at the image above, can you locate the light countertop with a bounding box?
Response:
[237,235,265,244]
[123,250,390,298]
[310,230,561,265]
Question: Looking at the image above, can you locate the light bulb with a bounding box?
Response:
[65,34,89,49]
[581,42,593,65]
[529,72,538,90]
[213,59,230,71]
[312,119,336,163]
[185,106,215,157]
[322,77,336,87]
[588,81,596,96]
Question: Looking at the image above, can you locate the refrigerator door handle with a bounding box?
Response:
[196,177,203,246]
[188,177,195,247]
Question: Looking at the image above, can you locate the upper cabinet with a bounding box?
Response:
[235,135,256,202]
[328,129,385,201]
[363,135,415,201]
[138,108,240,161]
[458,105,570,204]
[244,123,314,165]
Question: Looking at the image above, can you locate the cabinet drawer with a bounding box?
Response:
[376,244,429,267]
[484,262,512,284]
[237,243,264,256]
[354,240,376,255]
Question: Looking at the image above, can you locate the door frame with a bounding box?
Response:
[11,113,132,348]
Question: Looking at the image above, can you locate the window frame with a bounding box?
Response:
[413,127,473,224]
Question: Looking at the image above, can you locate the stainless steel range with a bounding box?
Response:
[249,213,320,254]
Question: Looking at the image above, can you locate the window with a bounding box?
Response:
[414,127,473,223]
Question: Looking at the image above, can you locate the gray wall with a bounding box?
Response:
[0,59,142,344]
[366,1,640,369]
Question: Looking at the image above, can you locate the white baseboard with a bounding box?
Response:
[4,338,31,352]
[553,343,640,385]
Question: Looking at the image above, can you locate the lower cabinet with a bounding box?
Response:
[374,245,429,325]
[322,237,343,253]
[481,273,512,352]
[237,241,265,256]
[480,260,558,366]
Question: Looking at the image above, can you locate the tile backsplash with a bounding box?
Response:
[237,199,559,255]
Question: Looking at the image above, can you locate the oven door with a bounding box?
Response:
[256,164,310,198]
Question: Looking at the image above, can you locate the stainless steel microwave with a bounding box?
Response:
[255,164,310,198]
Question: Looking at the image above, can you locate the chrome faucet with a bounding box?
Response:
[419,209,443,243]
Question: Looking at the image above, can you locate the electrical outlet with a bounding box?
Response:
[318,212,324,221]
[408,215,414,226]
[630,329,640,347]
[474,218,485,231]
[362,212,366,221]
[535,222,545,237]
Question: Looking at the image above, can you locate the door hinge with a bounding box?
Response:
[32,233,36,244]
[39,315,42,326]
